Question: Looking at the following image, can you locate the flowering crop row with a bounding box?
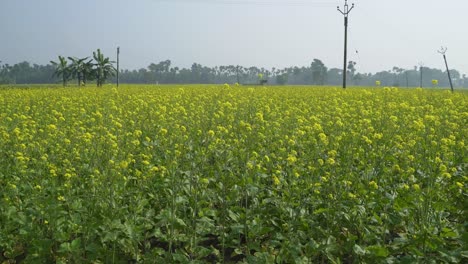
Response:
[0,85,466,263]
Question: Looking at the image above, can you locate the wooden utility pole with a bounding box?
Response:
[337,0,355,89]
[438,47,454,92]
[117,47,120,88]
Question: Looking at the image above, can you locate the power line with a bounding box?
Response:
[151,0,342,6]
[347,21,363,74]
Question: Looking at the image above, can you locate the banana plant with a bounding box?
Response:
[93,49,116,87]
[68,57,94,86]
[50,56,71,87]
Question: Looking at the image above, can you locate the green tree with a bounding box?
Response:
[148,60,171,83]
[68,57,93,86]
[311,59,328,85]
[347,61,357,84]
[50,56,70,87]
[93,49,116,87]
[276,73,288,85]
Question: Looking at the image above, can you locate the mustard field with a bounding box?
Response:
[0,85,466,263]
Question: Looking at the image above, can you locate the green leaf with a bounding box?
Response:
[353,244,367,256]
[59,242,71,253]
[366,245,389,257]
[313,208,329,215]
[440,227,458,238]
[228,210,240,222]
[70,238,81,251]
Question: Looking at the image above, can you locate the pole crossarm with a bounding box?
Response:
[337,0,354,17]
[437,46,448,55]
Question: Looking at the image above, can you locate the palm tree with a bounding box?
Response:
[93,49,115,87]
[68,57,94,86]
[50,56,70,87]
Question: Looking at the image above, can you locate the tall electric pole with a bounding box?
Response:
[438,47,454,92]
[117,47,120,88]
[337,0,355,89]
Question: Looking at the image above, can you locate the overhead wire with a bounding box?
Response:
[347,22,363,73]
[151,0,361,71]
[151,0,342,6]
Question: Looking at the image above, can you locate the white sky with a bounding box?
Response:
[0,0,466,75]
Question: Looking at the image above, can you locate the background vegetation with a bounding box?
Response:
[0,59,467,87]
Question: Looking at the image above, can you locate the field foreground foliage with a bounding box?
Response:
[0,85,466,263]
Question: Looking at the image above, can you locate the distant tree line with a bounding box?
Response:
[1,58,467,87]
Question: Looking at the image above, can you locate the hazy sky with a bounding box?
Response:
[1,0,466,75]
